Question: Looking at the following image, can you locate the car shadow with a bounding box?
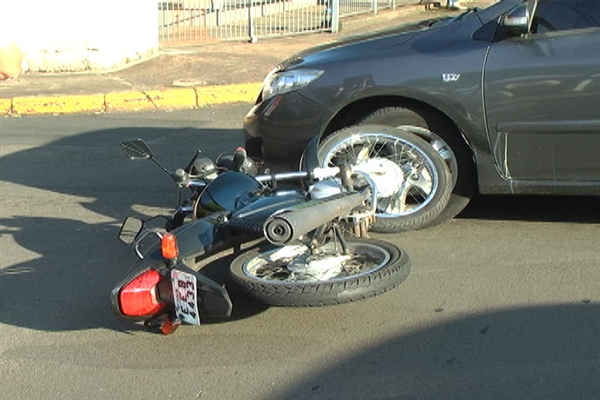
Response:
[458,194,600,224]
[269,303,600,400]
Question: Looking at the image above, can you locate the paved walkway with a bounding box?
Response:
[0,5,483,116]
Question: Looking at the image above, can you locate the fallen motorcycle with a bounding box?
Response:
[111,139,411,334]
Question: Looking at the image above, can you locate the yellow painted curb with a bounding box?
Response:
[1,82,263,115]
[105,91,155,112]
[147,88,197,110]
[12,94,105,115]
[195,83,262,106]
[0,98,11,115]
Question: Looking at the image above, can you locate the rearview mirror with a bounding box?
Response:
[501,4,530,35]
[118,217,144,245]
[121,139,153,160]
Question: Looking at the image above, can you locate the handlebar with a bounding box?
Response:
[254,167,341,184]
[181,166,343,188]
[183,165,377,213]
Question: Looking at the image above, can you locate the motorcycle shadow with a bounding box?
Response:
[0,123,263,333]
[0,215,268,334]
[192,242,271,324]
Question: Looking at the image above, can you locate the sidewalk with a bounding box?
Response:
[0,5,475,116]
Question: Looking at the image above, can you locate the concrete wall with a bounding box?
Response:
[14,0,158,72]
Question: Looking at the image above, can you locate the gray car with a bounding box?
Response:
[243,0,600,232]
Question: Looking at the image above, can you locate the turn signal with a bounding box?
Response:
[119,269,165,317]
[159,317,181,335]
[161,233,179,260]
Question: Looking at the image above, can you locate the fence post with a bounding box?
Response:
[373,0,378,14]
[248,0,256,42]
[331,0,340,33]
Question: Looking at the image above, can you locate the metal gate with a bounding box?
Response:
[159,0,412,43]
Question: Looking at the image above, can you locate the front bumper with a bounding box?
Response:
[243,91,331,172]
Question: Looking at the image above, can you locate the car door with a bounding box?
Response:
[483,0,600,183]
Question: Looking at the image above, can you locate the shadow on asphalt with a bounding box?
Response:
[268,303,599,400]
[0,123,598,335]
[0,125,267,333]
[458,194,600,224]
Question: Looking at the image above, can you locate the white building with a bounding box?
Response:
[8,0,158,72]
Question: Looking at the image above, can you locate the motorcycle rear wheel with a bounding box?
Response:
[226,238,410,307]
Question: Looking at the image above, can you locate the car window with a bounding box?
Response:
[532,0,600,33]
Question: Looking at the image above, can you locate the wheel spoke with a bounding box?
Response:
[376,150,436,213]
[395,180,412,213]
[355,145,370,163]
[319,127,452,232]
[242,242,391,284]
[332,135,438,215]
[408,169,433,196]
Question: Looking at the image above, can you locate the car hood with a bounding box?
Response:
[277,1,521,71]
[278,19,435,70]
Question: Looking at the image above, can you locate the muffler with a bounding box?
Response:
[263,192,364,246]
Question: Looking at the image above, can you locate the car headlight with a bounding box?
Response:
[262,69,324,101]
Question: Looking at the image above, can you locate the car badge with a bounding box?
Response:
[442,73,461,82]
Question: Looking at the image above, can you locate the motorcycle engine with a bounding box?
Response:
[308,180,343,200]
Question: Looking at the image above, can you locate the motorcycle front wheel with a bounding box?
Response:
[225,238,410,307]
[317,125,452,233]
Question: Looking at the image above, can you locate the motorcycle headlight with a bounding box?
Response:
[262,69,324,101]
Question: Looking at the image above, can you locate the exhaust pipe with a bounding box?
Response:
[263,192,364,246]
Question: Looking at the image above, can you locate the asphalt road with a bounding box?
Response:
[1,106,599,400]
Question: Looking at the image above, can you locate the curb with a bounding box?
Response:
[1,82,262,116]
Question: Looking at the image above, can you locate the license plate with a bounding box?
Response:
[171,269,201,325]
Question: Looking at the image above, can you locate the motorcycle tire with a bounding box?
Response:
[317,125,453,233]
[225,238,410,307]
[357,106,477,228]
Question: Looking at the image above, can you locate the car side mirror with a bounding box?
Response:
[501,4,530,36]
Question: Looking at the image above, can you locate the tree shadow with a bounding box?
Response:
[0,124,267,333]
[271,303,600,400]
[0,126,244,221]
[0,215,137,332]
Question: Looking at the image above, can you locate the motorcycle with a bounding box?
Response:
[111,139,411,334]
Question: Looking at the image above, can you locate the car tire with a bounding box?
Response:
[358,106,476,228]
[317,125,452,232]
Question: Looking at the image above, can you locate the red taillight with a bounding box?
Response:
[119,269,166,317]
[161,233,179,260]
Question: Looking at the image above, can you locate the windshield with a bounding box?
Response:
[428,7,484,27]
[452,7,482,21]
[429,0,526,28]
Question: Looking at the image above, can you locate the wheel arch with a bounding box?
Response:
[322,95,473,151]
[319,96,487,221]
